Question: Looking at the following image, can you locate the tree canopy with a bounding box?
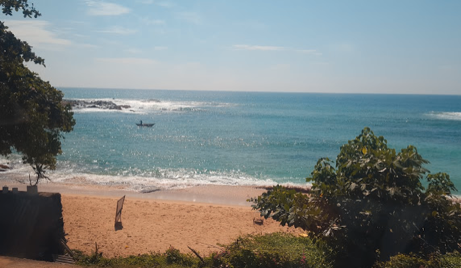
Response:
[251,127,461,268]
[0,0,75,184]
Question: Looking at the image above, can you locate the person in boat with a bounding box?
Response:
[140,120,142,126]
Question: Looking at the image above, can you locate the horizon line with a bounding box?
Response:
[57,86,461,97]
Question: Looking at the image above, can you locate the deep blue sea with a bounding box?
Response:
[3,88,461,193]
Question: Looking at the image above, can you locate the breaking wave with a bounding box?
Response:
[426,112,461,121]
[0,158,287,192]
[66,98,235,114]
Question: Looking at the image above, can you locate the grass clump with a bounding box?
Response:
[372,254,439,268]
[372,252,461,268]
[164,246,197,266]
[72,232,332,268]
[443,252,461,267]
[73,247,198,268]
[205,232,333,268]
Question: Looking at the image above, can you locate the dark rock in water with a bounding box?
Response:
[139,187,160,193]
[0,164,9,169]
[145,99,161,103]
[0,164,9,172]
[63,99,131,110]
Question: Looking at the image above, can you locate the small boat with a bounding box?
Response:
[136,120,154,127]
[136,123,154,127]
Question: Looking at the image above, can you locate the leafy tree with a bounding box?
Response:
[0,0,75,185]
[251,128,461,268]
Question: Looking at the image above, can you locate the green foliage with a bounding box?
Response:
[251,128,461,268]
[164,246,196,266]
[373,252,461,268]
[207,233,333,268]
[74,249,180,268]
[0,0,41,18]
[443,252,461,267]
[0,0,75,184]
[72,233,332,268]
[74,247,197,267]
[372,253,440,268]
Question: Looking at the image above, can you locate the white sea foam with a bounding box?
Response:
[427,111,461,121]
[67,98,234,114]
[52,167,280,191]
[0,160,285,191]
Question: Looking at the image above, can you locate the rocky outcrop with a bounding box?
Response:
[63,100,131,110]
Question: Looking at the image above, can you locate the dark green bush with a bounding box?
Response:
[164,246,196,266]
[372,253,437,268]
[251,128,461,268]
[440,252,461,268]
[75,251,162,267]
[373,252,461,268]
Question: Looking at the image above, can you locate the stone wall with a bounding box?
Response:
[0,190,65,261]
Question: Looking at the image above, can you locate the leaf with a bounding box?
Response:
[350,182,357,191]
[387,187,395,196]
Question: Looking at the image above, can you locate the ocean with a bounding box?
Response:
[2,88,461,193]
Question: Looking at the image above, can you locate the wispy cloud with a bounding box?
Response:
[233,44,323,56]
[138,0,176,8]
[76,43,99,49]
[126,48,142,54]
[72,33,89,38]
[156,1,176,8]
[5,20,71,47]
[138,0,154,4]
[85,1,130,16]
[233,45,285,51]
[313,62,330,66]
[97,26,137,35]
[175,12,202,25]
[140,17,166,25]
[271,64,290,71]
[298,49,322,56]
[331,42,354,53]
[234,21,266,30]
[96,57,157,65]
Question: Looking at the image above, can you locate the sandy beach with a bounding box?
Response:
[3,183,302,258]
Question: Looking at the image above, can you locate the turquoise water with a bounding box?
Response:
[4,88,461,192]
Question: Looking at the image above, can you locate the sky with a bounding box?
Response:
[3,0,461,94]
